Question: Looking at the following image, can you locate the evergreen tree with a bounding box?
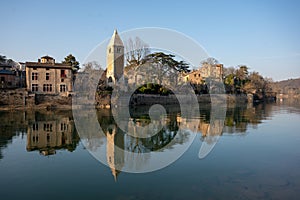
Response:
[62,54,80,72]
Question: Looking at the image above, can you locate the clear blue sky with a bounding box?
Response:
[1,0,300,81]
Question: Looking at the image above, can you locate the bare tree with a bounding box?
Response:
[223,67,235,77]
[82,61,102,72]
[125,37,150,66]
[201,57,219,65]
[76,61,104,94]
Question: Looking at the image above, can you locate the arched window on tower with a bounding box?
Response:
[108,76,113,83]
[109,48,111,53]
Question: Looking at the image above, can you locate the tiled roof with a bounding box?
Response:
[41,55,54,59]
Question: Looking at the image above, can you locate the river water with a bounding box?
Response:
[0,102,299,200]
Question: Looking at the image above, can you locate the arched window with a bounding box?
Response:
[108,76,113,83]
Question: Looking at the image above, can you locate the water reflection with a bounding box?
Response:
[0,111,27,159]
[0,110,79,158]
[90,103,278,178]
[26,111,79,155]
[0,102,289,177]
[1,103,300,200]
[95,106,192,177]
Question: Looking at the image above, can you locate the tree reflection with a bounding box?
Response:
[97,106,185,153]
[95,102,279,179]
[0,111,27,159]
[0,102,282,180]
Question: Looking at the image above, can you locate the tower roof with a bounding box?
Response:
[108,29,124,47]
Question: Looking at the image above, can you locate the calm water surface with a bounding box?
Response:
[0,103,299,200]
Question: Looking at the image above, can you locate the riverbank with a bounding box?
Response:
[0,88,278,111]
[0,88,72,111]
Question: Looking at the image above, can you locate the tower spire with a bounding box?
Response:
[106,29,124,84]
[108,29,123,47]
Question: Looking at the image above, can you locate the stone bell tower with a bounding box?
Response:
[106,29,124,85]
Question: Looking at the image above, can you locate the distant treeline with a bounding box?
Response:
[271,78,300,95]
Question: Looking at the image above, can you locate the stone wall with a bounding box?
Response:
[130,94,248,105]
[227,94,248,104]
[129,94,179,106]
[108,94,249,107]
[35,94,72,105]
[0,89,251,110]
[0,88,31,108]
[0,88,71,110]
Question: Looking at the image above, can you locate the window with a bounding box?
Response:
[1,77,5,82]
[44,123,52,132]
[32,72,38,80]
[61,70,66,78]
[61,79,64,82]
[33,67,37,70]
[46,73,50,80]
[47,134,50,143]
[116,47,121,53]
[43,84,52,92]
[109,48,111,53]
[61,123,68,131]
[33,135,39,143]
[60,84,66,92]
[33,123,38,131]
[46,68,50,70]
[32,84,38,92]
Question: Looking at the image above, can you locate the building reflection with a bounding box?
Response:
[0,102,282,180]
[176,105,225,142]
[98,105,222,180]
[26,111,79,156]
[97,107,182,180]
[96,103,279,180]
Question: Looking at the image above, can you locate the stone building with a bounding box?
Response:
[0,68,17,88]
[183,69,204,84]
[106,30,124,85]
[183,63,224,84]
[202,63,223,81]
[0,64,24,88]
[25,56,73,96]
